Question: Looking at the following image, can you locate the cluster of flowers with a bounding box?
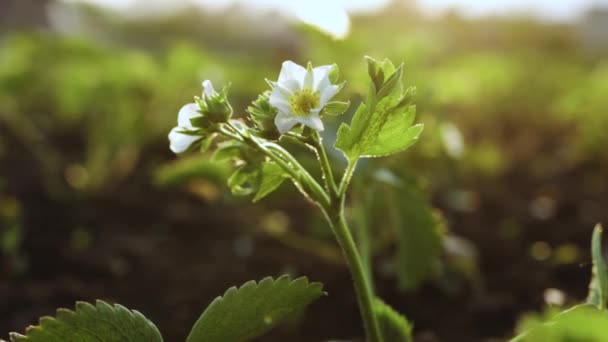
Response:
[169,61,344,153]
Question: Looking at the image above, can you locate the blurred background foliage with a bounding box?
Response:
[1,0,608,341]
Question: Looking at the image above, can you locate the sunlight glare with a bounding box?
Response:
[290,2,350,40]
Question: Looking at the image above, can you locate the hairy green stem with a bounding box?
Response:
[352,182,374,290]
[326,203,382,342]
[311,131,338,198]
[338,158,358,199]
[223,121,330,207]
[222,121,379,340]
[322,157,381,342]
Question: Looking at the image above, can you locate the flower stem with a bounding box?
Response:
[326,202,382,342]
[223,121,330,207]
[310,131,338,198]
[321,157,381,342]
[338,158,358,199]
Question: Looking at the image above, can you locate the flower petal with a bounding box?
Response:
[178,103,202,128]
[313,65,334,91]
[278,61,306,85]
[201,80,216,97]
[295,112,324,132]
[269,87,293,114]
[270,82,294,101]
[274,111,299,134]
[169,127,202,154]
[303,66,314,89]
[319,84,340,107]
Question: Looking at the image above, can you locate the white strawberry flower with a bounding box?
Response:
[168,80,215,154]
[269,61,340,134]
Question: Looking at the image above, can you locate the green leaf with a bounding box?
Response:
[511,304,608,342]
[186,276,324,342]
[374,298,413,342]
[253,162,288,202]
[212,141,245,162]
[365,56,384,91]
[335,59,422,160]
[227,164,260,196]
[226,162,287,201]
[587,224,608,309]
[154,156,231,187]
[9,300,163,342]
[366,169,442,290]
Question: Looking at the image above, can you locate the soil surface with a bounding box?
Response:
[1,125,606,342]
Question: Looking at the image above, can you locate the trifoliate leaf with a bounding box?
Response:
[9,300,163,342]
[186,276,324,342]
[374,298,413,342]
[587,224,608,309]
[253,162,288,202]
[335,59,422,160]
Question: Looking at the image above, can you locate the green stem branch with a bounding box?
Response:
[323,156,381,342]
[338,158,358,199]
[326,203,381,342]
[311,131,338,198]
[223,121,330,207]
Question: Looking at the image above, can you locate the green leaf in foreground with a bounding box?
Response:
[9,300,163,342]
[587,224,608,309]
[335,58,423,160]
[511,304,608,342]
[374,298,413,342]
[186,276,325,342]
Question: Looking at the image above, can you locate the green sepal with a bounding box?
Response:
[248,91,279,140]
[322,101,350,116]
[190,115,211,129]
[329,63,340,84]
[186,276,325,342]
[205,93,233,123]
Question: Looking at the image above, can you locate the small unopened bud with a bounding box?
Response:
[248,91,280,140]
[204,93,233,123]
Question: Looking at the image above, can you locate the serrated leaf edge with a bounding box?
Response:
[8,300,162,342]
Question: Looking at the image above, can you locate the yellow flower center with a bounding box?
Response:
[289,88,320,117]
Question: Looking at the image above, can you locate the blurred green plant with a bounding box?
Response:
[511,224,608,341]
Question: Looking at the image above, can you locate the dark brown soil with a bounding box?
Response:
[1,124,606,342]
